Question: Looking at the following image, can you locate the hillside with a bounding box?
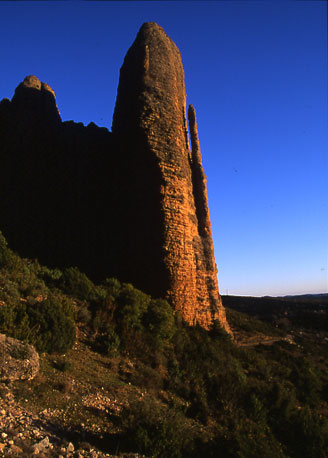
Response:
[0,234,328,457]
[223,294,328,333]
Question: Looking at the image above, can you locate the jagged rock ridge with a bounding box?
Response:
[0,23,230,333]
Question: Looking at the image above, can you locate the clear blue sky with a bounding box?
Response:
[0,1,327,296]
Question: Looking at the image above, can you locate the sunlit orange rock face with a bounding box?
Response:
[112,23,231,333]
[0,23,231,334]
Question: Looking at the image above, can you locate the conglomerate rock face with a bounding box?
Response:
[112,23,230,332]
[0,22,231,333]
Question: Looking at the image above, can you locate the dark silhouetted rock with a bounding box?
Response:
[11,75,61,125]
[0,23,231,333]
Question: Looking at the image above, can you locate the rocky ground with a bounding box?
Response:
[0,383,145,458]
[0,330,148,458]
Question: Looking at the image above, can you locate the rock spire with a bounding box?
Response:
[0,23,231,334]
[112,22,231,333]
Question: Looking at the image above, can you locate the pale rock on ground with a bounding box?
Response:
[0,334,39,382]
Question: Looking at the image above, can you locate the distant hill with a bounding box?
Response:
[222,293,327,332]
[279,293,328,300]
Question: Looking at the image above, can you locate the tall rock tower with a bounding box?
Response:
[112,23,230,333]
[0,23,231,334]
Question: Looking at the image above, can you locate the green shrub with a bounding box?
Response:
[0,231,20,270]
[269,381,296,422]
[220,419,285,458]
[26,295,75,353]
[142,298,175,349]
[76,302,92,324]
[0,301,30,341]
[0,295,75,354]
[103,277,122,299]
[131,364,163,391]
[186,384,210,424]
[120,399,195,458]
[246,392,267,426]
[290,358,322,406]
[60,266,95,300]
[0,231,9,267]
[0,275,21,306]
[37,265,63,286]
[92,296,116,332]
[115,284,150,331]
[287,407,328,458]
[94,324,120,356]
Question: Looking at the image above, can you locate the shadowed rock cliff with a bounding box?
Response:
[0,23,231,333]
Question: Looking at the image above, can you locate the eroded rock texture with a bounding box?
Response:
[112,23,230,332]
[0,23,230,333]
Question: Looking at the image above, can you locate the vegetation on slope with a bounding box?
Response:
[0,232,328,457]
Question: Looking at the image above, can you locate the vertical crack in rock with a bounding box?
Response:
[112,22,231,333]
[188,104,210,238]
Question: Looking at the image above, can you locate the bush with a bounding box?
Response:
[131,363,164,391]
[142,298,175,349]
[186,384,210,424]
[269,381,296,422]
[0,276,21,307]
[115,284,150,331]
[246,393,267,426]
[76,302,92,324]
[26,295,76,353]
[0,231,20,270]
[60,266,96,300]
[0,302,29,340]
[290,358,322,406]
[94,324,120,356]
[120,399,195,458]
[37,265,63,286]
[0,231,8,267]
[287,407,328,457]
[103,277,121,299]
[0,294,75,354]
